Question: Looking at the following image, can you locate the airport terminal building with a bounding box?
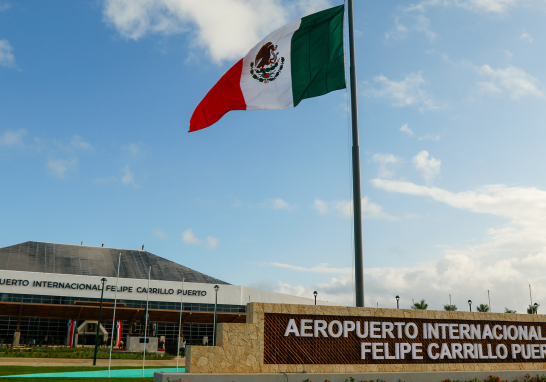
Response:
[0,241,321,347]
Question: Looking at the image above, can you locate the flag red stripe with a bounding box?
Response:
[189,59,246,132]
[68,320,75,347]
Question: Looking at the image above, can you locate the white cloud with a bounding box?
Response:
[372,153,404,179]
[399,123,414,136]
[371,179,546,230]
[0,129,26,146]
[475,64,543,99]
[454,0,518,13]
[34,134,93,154]
[385,18,408,40]
[315,197,399,220]
[207,236,219,249]
[295,0,331,15]
[365,72,439,111]
[273,276,354,305]
[125,142,140,156]
[263,250,546,308]
[519,32,533,42]
[313,198,329,214]
[364,178,546,310]
[40,135,93,179]
[121,165,138,187]
[418,133,440,141]
[466,0,518,13]
[46,158,78,179]
[405,0,519,14]
[385,14,435,42]
[413,14,436,42]
[412,150,441,181]
[182,228,201,245]
[268,198,296,211]
[70,135,93,151]
[182,228,219,249]
[0,2,11,12]
[153,229,167,240]
[267,179,546,308]
[6,133,94,178]
[360,197,399,220]
[270,262,352,275]
[102,0,331,63]
[0,39,15,68]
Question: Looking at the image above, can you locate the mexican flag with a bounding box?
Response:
[189,5,345,132]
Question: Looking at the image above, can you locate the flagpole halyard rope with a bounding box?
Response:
[142,266,151,378]
[108,252,121,378]
[176,277,185,371]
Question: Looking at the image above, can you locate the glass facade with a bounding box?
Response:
[0,316,215,347]
[0,293,246,313]
[0,292,245,346]
[0,316,68,346]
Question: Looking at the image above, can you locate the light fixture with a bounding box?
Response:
[213,285,220,346]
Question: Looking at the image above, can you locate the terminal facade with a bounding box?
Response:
[0,241,319,348]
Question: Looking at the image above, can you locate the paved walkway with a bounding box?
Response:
[0,357,184,367]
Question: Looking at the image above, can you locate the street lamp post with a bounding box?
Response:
[93,277,107,366]
[534,302,539,314]
[468,300,472,312]
[213,285,219,346]
[313,291,318,305]
[395,295,400,309]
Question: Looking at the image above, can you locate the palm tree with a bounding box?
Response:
[412,299,428,310]
[444,304,457,311]
[527,304,539,314]
[476,304,489,312]
[504,308,516,313]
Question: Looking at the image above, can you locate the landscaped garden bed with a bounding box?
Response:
[0,346,173,359]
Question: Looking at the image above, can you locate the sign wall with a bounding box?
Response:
[0,270,321,307]
[264,314,546,364]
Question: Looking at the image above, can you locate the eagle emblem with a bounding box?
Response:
[250,42,284,83]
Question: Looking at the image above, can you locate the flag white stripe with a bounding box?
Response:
[240,19,301,111]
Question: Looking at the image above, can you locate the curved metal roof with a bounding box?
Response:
[0,241,228,285]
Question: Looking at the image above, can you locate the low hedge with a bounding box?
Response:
[305,374,546,382]
[0,346,173,359]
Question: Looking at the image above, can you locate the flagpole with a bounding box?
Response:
[347,0,364,307]
[142,266,151,378]
[176,277,185,372]
[108,253,121,378]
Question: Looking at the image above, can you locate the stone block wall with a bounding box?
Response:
[186,303,546,374]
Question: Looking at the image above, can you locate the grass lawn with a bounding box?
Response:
[0,366,157,381]
[1,378,152,382]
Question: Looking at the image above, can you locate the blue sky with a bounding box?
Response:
[2,0,546,312]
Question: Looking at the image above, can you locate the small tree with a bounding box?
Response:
[476,304,489,312]
[527,304,539,314]
[444,304,457,311]
[412,299,428,310]
[504,308,516,313]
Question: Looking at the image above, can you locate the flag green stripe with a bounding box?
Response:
[290,5,346,107]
